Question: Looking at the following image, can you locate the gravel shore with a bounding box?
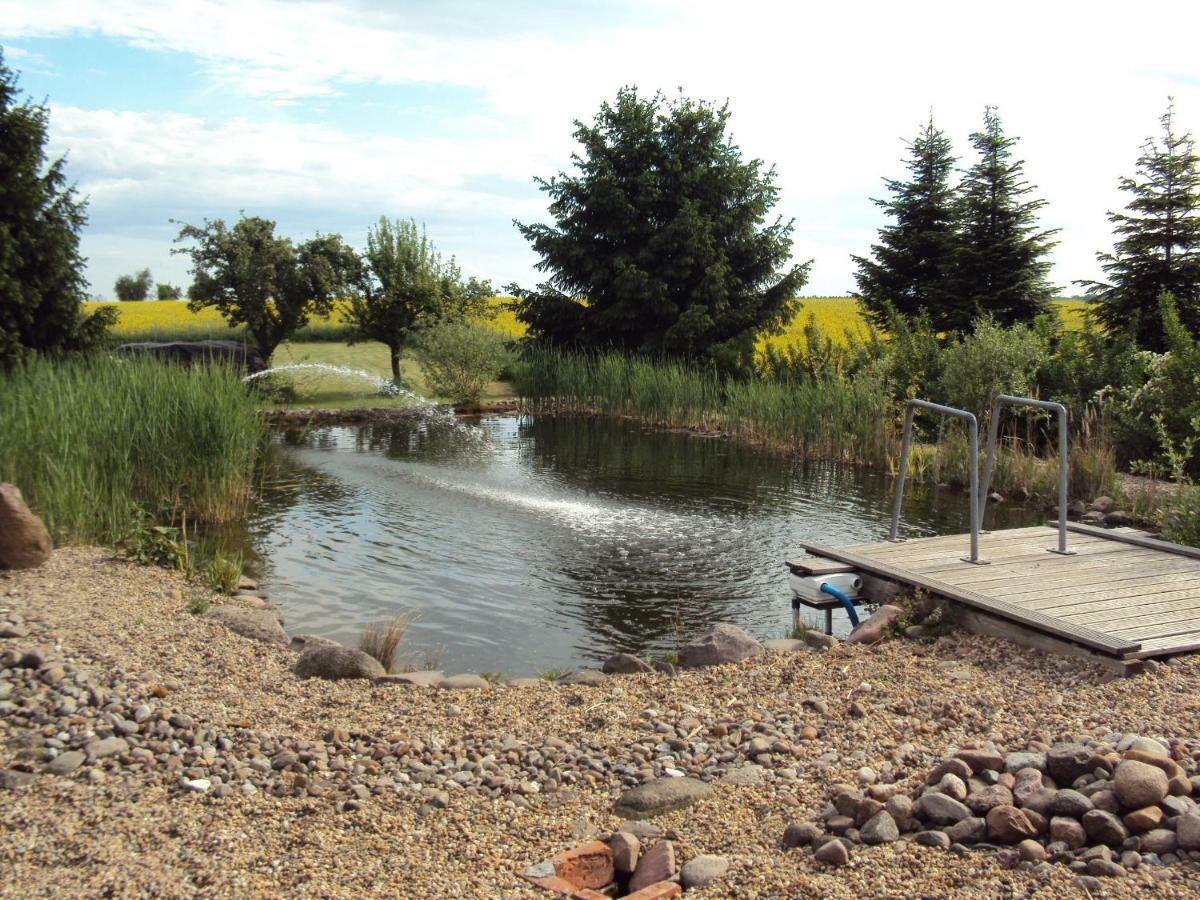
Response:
[3,547,1200,897]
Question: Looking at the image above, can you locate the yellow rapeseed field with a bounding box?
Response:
[87,297,1090,347]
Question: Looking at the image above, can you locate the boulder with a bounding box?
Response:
[678,624,762,668]
[813,838,850,866]
[846,604,903,645]
[860,810,899,844]
[557,669,608,686]
[1081,809,1128,847]
[1114,760,1169,810]
[916,792,972,825]
[0,484,52,569]
[1047,743,1094,785]
[986,806,1037,844]
[679,854,729,890]
[762,638,808,653]
[203,605,288,645]
[288,634,339,652]
[601,653,653,675]
[294,644,385,680]
[439,673,491,690]
[615,778,713,819]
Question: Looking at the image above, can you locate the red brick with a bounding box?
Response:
[521,872,578,895]
[552,841,615,891]
[622,881,683,900]
[570,889,610,900]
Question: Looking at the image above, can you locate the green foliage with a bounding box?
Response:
[756,314,883,380]
[1162,486,1200,548]
[115,504,187,569]
[538,668,568,681]
[853,117,959,329]
[511,86,810,372]
[949,107,1058,329]
[1081,102,1200,350]
[933,317,1048,420]
[202,548,244,595]
[480,671,507,684]
[185,590,211,616]
[0,51,113,365]
[0,355,264,543]
[413,321,511,406]
[114,268,153,302]
[175,215,361,361]
[346,217,492,383]
[156,282,182,301]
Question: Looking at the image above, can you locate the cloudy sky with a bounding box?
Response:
[2,0,1199,298]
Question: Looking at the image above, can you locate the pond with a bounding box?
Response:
[223,414,1043,675]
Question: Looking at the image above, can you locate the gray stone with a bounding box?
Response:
[601,653,652,675]
[803,631,838,650]
[846,604,903,644]
[288,634,339,652]
[375,670,443,687]
[203,604,288,645]
[720,764,765,786]
[782,821,822,849]
[0,770,37,790]
[0,483,52,569]
[1048,789,1094,818]
[1050,816,1087,849]
[916,792,973,825]
[1046,743,1093,785]
[1114,760,1169,810]
[916,830,951,849]
[861,810,899,844]
[439,673,491,690]
[629,840,676,892]
[46,751,85,775]
[1177,813,1200,851]
[614,777,713,819]
[622,820,663,841]
[610,831,640,874]
[557,669,608,686]
[946,816,987,844]
[966,784,1013,815]
[1004,751,1046,774]
[86,737,128,759]
[680,854,729,889]
[1085,858,1126,877]
[814,838,850,866]
[294,645,385,680]
[679,623,762,668]
[1082,809,1129,847]
[1140,829,1178,855]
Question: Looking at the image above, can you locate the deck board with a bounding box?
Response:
[798,524,1200,660]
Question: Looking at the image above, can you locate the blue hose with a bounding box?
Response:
[821,582,860,628]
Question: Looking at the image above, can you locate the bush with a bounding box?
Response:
[933,317,1047,421]
[115,268,153,302]
[1162,486,1200,548]
[413,321,511,405]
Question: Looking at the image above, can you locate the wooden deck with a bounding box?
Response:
[796,523,1200,663]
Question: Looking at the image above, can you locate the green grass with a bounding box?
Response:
[0,356,265,543]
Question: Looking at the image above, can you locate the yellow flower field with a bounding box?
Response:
[86,297,1089,348]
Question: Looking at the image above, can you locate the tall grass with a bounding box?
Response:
[513,348,894,465]
[0,356,265,543]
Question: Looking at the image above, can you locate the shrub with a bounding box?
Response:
[114,269,152,302]
[1162,486,1200,548]
[359,613,415,673]
[933,317,1047,421]
[413,321,511,405]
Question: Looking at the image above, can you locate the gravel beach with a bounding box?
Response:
[3,547,1200,897]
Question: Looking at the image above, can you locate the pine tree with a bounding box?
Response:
[852,117,959,330]
[1080,101,1200,350]
[949,107,1058,330]
[511,87,810,373]
[0,49,113,364]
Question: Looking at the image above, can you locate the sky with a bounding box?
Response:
[2,0,1200,299]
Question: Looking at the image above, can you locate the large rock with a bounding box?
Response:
[1114,760,1169,810]
[1178,813,1200,851]
[0,484,52,569]
[439,673,491,690]
[601,653,653,675]
[203,604,288,645]
[1046,743,1093,785]
[558,669,608,686]
[986,805,1037,844]
[678,624,762,669]
[294,644,385,680]
[916,792,972,825]
[1082,809,1129,847]
[614,777,713,819]
[629,840,676,893]
[846,604,903,645]
[860,810,899,844]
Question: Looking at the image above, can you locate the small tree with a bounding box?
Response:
[412,320,511,406]
[511,87,809,372]
[949,107,1058,330]
[174,215,361,361]
[114,268,153,301]
[345,217,491,384]
[853,116,960,331]
[0,50,113,364]
[1080,101,1200,350]
[156,282,182,300]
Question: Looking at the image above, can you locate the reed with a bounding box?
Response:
[0,355,265,543]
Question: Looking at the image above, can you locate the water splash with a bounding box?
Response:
[244,363,419,400]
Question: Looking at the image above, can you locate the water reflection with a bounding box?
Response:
[220,415,1044,674]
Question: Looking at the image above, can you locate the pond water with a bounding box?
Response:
[225,415,1043,675]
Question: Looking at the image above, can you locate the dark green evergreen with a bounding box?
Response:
[0,49,114,365]
[510,87,810,373]
[1080,102,1200,350]
[852,117,959,330]
[949,107,1057,330]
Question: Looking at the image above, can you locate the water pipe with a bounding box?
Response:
[820,582,860,628]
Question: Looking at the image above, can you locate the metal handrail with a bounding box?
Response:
[890,399,987,564]
[979,394,1073,555]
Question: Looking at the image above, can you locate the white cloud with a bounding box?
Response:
[5,0,1200,294]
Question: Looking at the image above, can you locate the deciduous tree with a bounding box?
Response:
[114,268,152,301]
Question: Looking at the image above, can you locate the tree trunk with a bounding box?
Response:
[390,346,403,385]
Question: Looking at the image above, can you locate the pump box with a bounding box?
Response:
[789,572,863,604]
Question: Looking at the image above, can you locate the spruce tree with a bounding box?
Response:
[949,107,1058,331]
[1080,101,1200,350]
[852,117,959,330]
[0,49,113,365]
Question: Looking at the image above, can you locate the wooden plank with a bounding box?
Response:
[785,557,856,576]
[889,537,1136,572]
[993,564,1200,601]
[932,555,1186,592]
[855,530,1078,563]
[955,608,1141,677]
[1061,593,1200,625]
[1064,522,1200,561]
[1134,633,1200,655]
[1071,604,1200,634]
[799,541,1141,655]
[1106,613,1200,639]
[1017,575,1200,611]
[970,564,1200,599]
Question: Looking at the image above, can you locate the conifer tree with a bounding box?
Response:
[1080,101,1200,350]
[852,117,959,330]
[949,107,1058,331]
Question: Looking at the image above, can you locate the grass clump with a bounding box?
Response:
[538,668,568,682]
[0,355,264,544]
[359,613,416,674]
[202,548,244,595]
